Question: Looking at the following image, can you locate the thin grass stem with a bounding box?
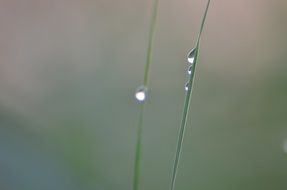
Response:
[133,1,159,190]
[133,104,144,190]
[170,1,211,190]
[143,0,159,86]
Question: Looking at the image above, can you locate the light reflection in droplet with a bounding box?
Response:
[135,85,147,102]
[187,48,196,64]
[187,66,192,75]
[283,139,287,153]
[185,82,190,91]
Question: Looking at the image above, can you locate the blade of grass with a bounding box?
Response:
[143,0,159,86]
[170,1,211,190]
[133,104,144,190]
[133,1,159,190]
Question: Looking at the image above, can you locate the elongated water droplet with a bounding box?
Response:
[283,139,287,153]
[135,85,147,102]
[187,48,196,64]
[185,82,190,91]
[187,66,192,75]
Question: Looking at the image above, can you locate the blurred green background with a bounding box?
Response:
[0,0,287,190]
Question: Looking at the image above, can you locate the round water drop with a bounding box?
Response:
[187,66,192,75]
[185,82,190,91]
[187,48,196,64]
[135,85,147,102]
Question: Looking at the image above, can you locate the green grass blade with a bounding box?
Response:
[133,104,144,190]
[133,1,159,190]
[196,0,211,46]
[170,1,210,190]
[143,0,159,86]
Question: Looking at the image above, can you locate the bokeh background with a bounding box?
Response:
[1,0,287,190]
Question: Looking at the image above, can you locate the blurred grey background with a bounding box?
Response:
[0,0,287,190]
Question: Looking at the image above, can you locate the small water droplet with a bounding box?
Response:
[135,85,147,102]
[187,48,196,64]
[185,82,190,91]
[283,139,287,153]
[187,66,192,75]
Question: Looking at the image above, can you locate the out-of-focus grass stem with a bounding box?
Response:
[133,1,159,190]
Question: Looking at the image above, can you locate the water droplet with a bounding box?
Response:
[187,66,192,75]
[185,82,190,91]
[135,85,147,102]
[283,139,287,153]
[187,48,196,64]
